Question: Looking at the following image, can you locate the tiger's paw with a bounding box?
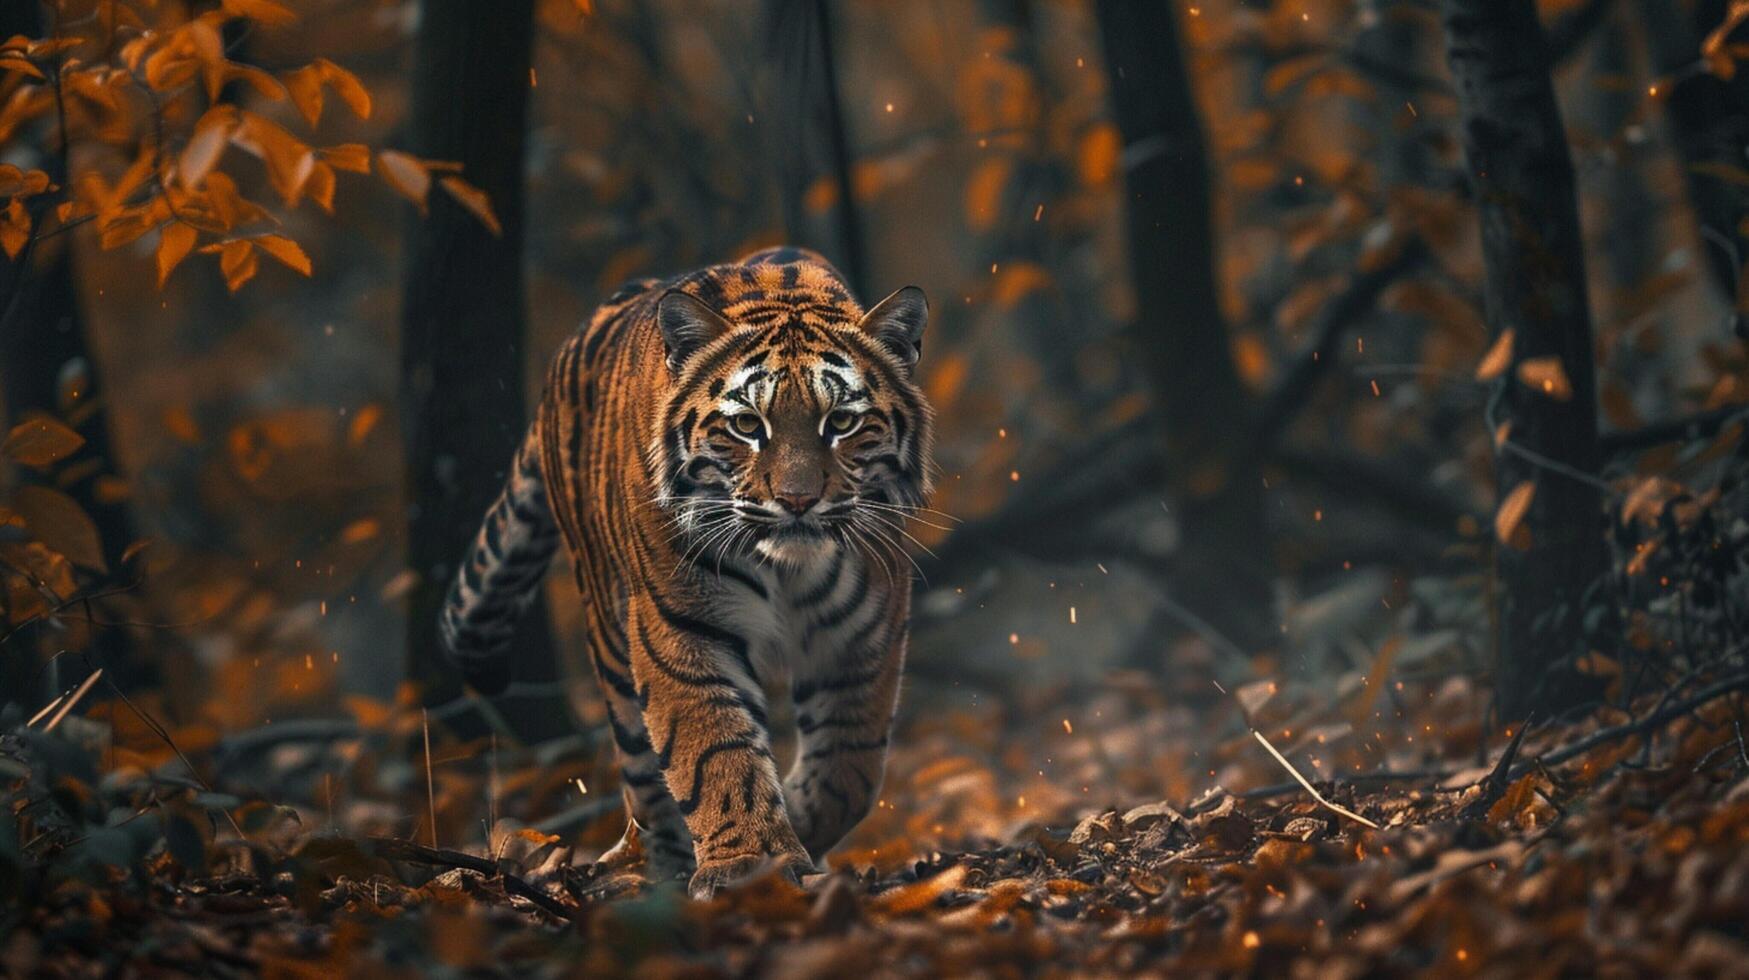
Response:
[687,850,814,900]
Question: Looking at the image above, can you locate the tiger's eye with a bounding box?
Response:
[826,410,859,434]
[731,413,763,437]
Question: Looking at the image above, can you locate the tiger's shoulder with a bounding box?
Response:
[590,247,863,336]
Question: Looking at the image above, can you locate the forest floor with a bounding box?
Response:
[8,661,1749,978]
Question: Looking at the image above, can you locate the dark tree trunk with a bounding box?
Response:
[0,0,140,700]
[401,0,569,741]
[762,0,869,298]
[1093,0,1271,648]
[1442,0,1609,719]
[1642,0,1749,312]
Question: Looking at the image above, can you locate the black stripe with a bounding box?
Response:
[794,663,884,704]
[795,552,845,608]
[715,563,769,600]
[635,613,737,688]
[671,738,766,815]
[651,598,755,680]
[810,571,868,633]
[593,650,640,702]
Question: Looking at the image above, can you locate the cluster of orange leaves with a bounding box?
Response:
[0,0,496,293]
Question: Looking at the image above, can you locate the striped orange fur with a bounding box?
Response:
[441,247,934,896]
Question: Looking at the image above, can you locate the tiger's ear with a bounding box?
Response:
[657,290,732,374]
[857,285,928,374]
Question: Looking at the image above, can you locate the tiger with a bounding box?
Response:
[438,247,934,898]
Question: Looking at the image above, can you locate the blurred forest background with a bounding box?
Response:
[4,0,1749,974]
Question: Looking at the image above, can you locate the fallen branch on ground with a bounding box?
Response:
[369,836,574,920]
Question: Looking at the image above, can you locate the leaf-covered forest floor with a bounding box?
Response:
[9,650,1749,978]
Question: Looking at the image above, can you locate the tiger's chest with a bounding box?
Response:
[708,538,875,684]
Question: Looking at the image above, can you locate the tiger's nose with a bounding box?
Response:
[774,490,820,515]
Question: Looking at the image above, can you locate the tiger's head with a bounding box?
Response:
[648,270,934,568]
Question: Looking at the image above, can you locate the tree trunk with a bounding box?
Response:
[1442,0,1609,719]
[1093,0,1271,649]
[1642,0,1749,313]
[401,0,569,741]
[0,0,141,700]
[762,0,869,298]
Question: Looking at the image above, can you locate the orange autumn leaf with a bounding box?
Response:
[254,234,312,276]
[222,0,298,27]
[1517,356,1573,401]
[963,157,1012,232]
[2,416,85,469]
[803,175,838,215]
[990,262,1052,308]
[237,112,315,206]
[179,105,238,188]
[157,222,197,287]
[1495,481,1536,548]
[204,239,259,291]
[439,175,501,235]
[347,404,382,445]
[339,518,380,544]
[305,161,336,213]
[1076,122,1122,187]
[13,484,106,572]
[285,59,371,127]
[320,143,372,174]
[1474,328,1514,381]
[0,197,28,258]
[377,150,431,210]
[315,59,371,120]
[0,164,51,197]
[284,64,325,128]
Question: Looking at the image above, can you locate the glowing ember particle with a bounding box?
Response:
[529,68,537,87]
[1009,633,1020,645]
[1069,606,1077,624]
[1649,85,1658,96]
[1096,563,1108,574]
[998,428,1007,438]
[885,102,894,112]
[305,654,313,670]
[1010,470,1020,482]
[991,262,998,274]
[1034,204,1044,221]
[1063,718,1073,734]
[1243,931,1260,949]
[1457,949,1468,961]
[1018,796,1026,807]
[1313,509,1323,521]
[1371,379,1382,397]
[575,778,588,795]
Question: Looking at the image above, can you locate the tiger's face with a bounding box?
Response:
[649,285,933,566]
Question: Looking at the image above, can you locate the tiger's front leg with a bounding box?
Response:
[628,601,812,899]
[784,587,907,862]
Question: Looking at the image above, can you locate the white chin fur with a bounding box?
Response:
[754,534,837,567]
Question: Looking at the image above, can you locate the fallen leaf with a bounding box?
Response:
[13,484,107,572]
[3,416,84,469]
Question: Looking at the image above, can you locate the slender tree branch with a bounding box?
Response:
[368,836,573,919]
[1248,235,1430,458]
[1599,404,1749,455]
